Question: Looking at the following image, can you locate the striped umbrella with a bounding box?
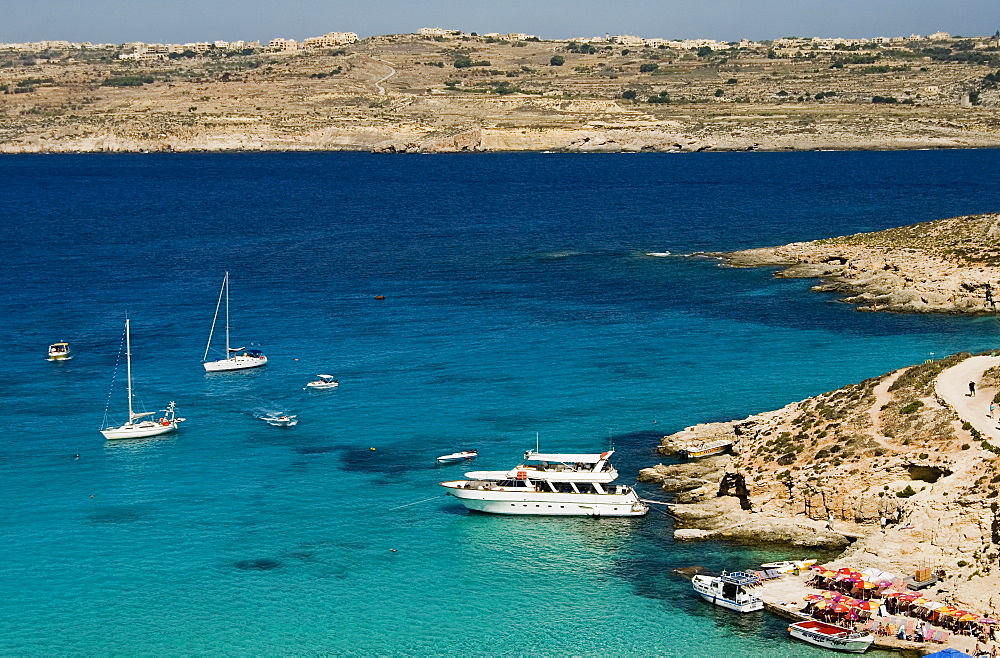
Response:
[852,600,879,611]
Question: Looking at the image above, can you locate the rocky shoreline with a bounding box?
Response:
[714,213,1000,314]
[641,351,1000,617]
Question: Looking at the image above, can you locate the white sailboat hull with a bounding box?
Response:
[203,355,268,372]
[441,481,648,517]
[101,420,178,440]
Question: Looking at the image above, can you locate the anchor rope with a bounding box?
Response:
[387,495,442,511]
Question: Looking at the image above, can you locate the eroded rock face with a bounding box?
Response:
[717,214,1000,314]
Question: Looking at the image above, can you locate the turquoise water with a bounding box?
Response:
[2,151,999,654]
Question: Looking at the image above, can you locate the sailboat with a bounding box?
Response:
[101,318,185,440]
[203,272,268,372]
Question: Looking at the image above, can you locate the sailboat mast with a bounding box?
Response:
[203,273,226,362]
[224,271,231,354]
[125,318,134,421]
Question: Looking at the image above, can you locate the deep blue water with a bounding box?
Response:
[2,150,999,654]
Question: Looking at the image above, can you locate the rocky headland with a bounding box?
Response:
[641,352,1000,616]
[717,212,1000,313]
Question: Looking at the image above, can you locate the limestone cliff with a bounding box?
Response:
[643,352,1000,615]
[718,213,1000,314]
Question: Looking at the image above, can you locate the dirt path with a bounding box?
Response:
[869,369,905,445]
[371,58,396,96]
[935,354,1000,443]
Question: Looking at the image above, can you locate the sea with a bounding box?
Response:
[2,150,1000,655]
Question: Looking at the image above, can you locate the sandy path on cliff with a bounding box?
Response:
[935,354,1000,442]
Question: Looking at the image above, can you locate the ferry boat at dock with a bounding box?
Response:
[788,620,874,653]
[440,450,646,517]
[691,572,763,612]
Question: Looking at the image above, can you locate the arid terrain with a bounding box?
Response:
[1,32,999,152]
[719,212,1000,314]
[641,351,1000,616]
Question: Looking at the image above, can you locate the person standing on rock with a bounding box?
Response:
[970,381,977,396]
[991,403,996,419]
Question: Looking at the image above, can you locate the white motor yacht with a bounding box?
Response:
[441,475,648,517]
[691,572,764,612]
[442,449,645,517]
[463,450,618,484]
[437,450,478,464]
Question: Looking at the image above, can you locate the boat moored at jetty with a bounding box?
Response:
[463,450,618,484]
[203,272,268,372]
[760,559,817,573]
[48,342,71,360]
[788,620,874,653]
[441,476,648,517]
[691,572,764,612]
[442,449,645,516]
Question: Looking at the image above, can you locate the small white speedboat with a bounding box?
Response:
[760,559,817,573]
[437,449,478,464]
[261,415,298,427]
[306,374,339,389]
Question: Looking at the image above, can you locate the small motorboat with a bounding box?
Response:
[306,375,339,389]
[692,572,764,613]
[788,620,874,653]
[261,415,298,427]
[48,342,72,360]
[760,559,817,573]
[436,449,478,464]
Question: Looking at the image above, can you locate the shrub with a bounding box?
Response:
[896,485,917,498]
[639,63,659,73]
[962,443,971,450]
[900,400,924,414]
[101,76,154,87]
[957,560,968,567]
[646,91,669,104]
[714,89,724,97]
[726,78,737,84]
[872,95,898,104]
[620,89,636,99]
[549,55,565,66]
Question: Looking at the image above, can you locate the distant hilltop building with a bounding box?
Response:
[0,41,115,51]
[928,31,951,40]
[418,27,465,37]
[302,32,358,48]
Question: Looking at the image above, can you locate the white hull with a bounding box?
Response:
[441,481,648,517]
[102,420,178,440]
[692,575,764,613]
[204,355,268,372]
[465,468,618,483]
[789,623,873,653]
[306,382,338,389]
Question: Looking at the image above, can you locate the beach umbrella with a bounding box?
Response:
[804,594,824,602]
[829,603,851,614]
[822,590,838,599]
[976,618,998,624]
[958,613,978,622]
[897,593,921,602]
[861,580,878,589]
[911,597,928,605]
[876,579,894,589]
[819,570,837,578]
[813,600,831,610]
[852,600,879,611]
